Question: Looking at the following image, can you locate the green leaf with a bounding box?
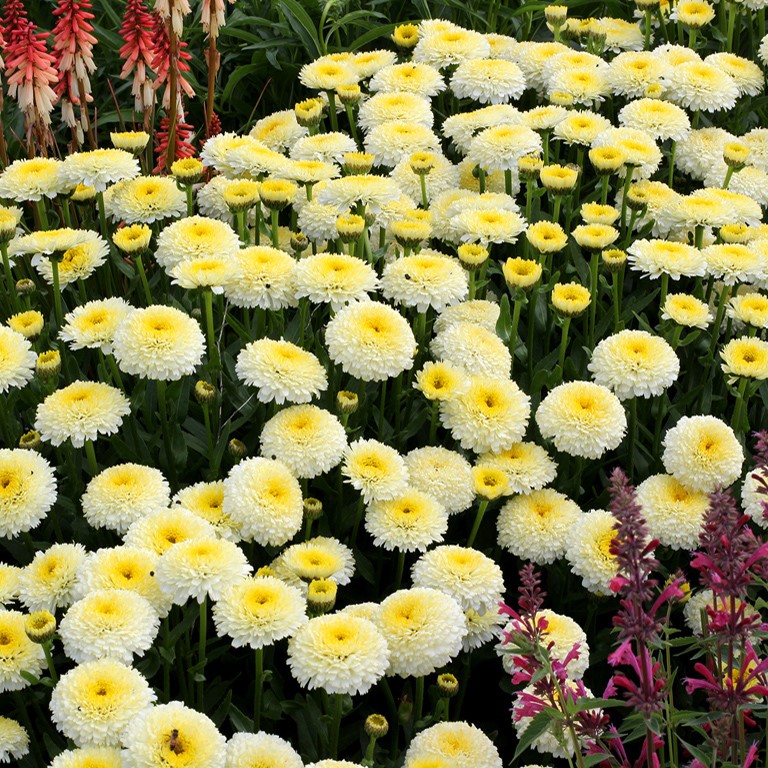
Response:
[277,0,322,59]
[496,293,513,342]
[513,709,557,760]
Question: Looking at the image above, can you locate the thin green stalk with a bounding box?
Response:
[731,377,750,431]
[36,199,50,230]
[326,91,339,132]
[97,191,108,239]
[198,597,207,710]
[254,646,264,731]
[42,640,58,684]
[504,169,514,196]
[612,272,622,331]
[378,379,387,440]
[185,185,194,216]
[558,316,572,382]
[527,285,539,379]
[106,354,125,393]
[723,166,735,190]
[668,140,677,187]
[0,242,18,312]
[270,209,280,248]
[202,289,220,371]
[350,496,365,548]
[477,166,486,194]
[414,675,425,725]
[660,273,669,309]
[84,439,98,476]
[394,550,405,589]
[620,165,635,233]
[600,175,610,205]
[708,284,732,359]
[510,296,523,376]
[644,9,652,49]
[552,195,562,224]
[727,1,739,52]
[134,252,152,305]
[329,692,344,758]
[419,174,429,209]
[50,257,64,328]
[627,396,638,478]
[467,499,489,547]
[688,27,697,50]
[428,401,439,444]
[588,252,599,350]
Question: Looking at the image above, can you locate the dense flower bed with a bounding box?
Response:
[3,1,768,767]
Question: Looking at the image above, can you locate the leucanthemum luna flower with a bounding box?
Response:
[58,589,160,665]
[439,375,530,454]
[565,509,619,596]
[449,58,526,104]
[466,124,542,173]
[375,588,466,678]
[0,448,56,538]
[589,329,679,400]
[18,543,87,612]
[49,746,123,768]
[213,575,306,649]
[260,404,347,479]
[365,487,448,552]
[431,322,511,379]
[411,545,504,612]
[404,721,502,768]
[60,149,140,192]
[294,252,379,310]
[478,442,557,495]
[364,121,441,167]
[35,381,130,448]
[414,360,469,402]
[0,610,46,692]
[381,251,468,312]
[121,701,226,768]
[369,62,446,96]
[123,507,216,557]
[728,292,768,329]
[636,474,710,550]
[358,91,434,132]
[225,732,303,768]
[223,457,303,546]
[536,381,627,459]
[0,716,28,763]
[224,245,298,310]
[60,298,133,354]
[0,327,35,393]
[76,546,170,618]
[236,339,327,404]
[107,176,186,223]
[721,337,768,383]
[667,60,739,113]
[287,613,389,695]
[662,415,744,492]
[33,234,109,287]
[172,482,239,541]
[342,439,410,503]
[155,536,252,604]
[662,293,713,329]
[0,157,63,201]
[49,659,156,747]
[404,447,475,515]
[325,301,416,381]
[497,489,581,564]
[412,26,490,69]
[626,239,706,280]
[112,305,205,381]
[154,215,241,270]
[618,98,691,142]
[81,463,170,535]
[280,537,355,584]
[169,257,239,294]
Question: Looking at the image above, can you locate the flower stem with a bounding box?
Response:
[620,165,635,233]
[326,91,339,133]
[0,242,18,313]
[467,500,489,547]
[414,675,425,724]
[254,646,264,731]
[394,550,405,589]
[134,253,152,305]
[731,376,750,431]
[668,139,677,187]
[202,289,220,371]
[708,283,731,359]
[557,317,572,382]
[50,257,64,328]
[329,692,344,758]
[198,596,207,710]
[84,439,98,476]
[510,296,523,377]
[270,209,280,248]
[588,251,599,350]
[42,640,58,684]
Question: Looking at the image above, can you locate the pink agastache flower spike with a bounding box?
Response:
[51,0,97,144]
[118,0,155,113]
[4,19,59,150]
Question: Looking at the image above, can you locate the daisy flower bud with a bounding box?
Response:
[392,23,419,48]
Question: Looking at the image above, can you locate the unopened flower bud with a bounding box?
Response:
[8,310,44,340]
[549,90,575,107]
[392,23,419,48]
[343,152,374,175]
[518,154,544,180]
[36,350,61,380]
[25,611,56,644]
[111,131,150,154]
[113,224,151,254]
[228,438,247,459]
[540,164,579,194]
[295,98,324,128]
[545,4,568,27]
[397,696,413,725]
[503,257,542,291]
[303,497,323,521]
[256,565,276,577]
[16,278,36,295]
[724,142,750,169]
[409,151,435,176]
[71,184,97,202]
[457,243,489,270]
[259,179,298,211]
[336,213,366,242]
[437,673,459,697]
[223,179,260,212]
[171,157,204,184]
[307,579,337,614]
[364,714,389,738]
[336,84,362,105]
[602,248,627,272]
[19,430,42,451]
[589,146,625,175]
[291,232,309,254]
[194,380,217,405]
[337,390,359,414]
[626,185,650,211]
